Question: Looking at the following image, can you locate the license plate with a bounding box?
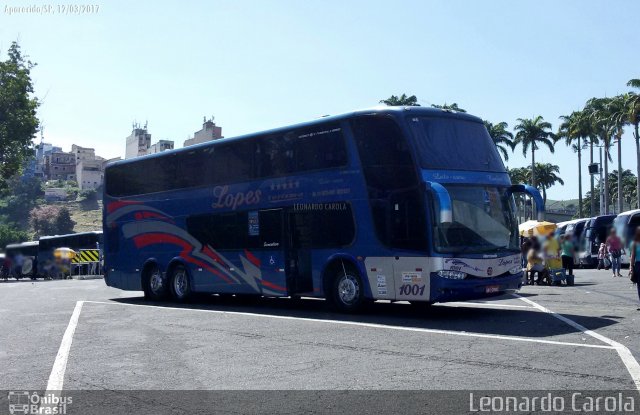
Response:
[485,285,500,293]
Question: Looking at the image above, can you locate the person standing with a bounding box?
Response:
[561,234,575,279]
[606,228,624,277]
[628,228,640,310]
[543,232,563,285]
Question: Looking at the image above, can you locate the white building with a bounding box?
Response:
[76,159,103,190]
[125,123,152,159]
[148,140,174,154]
[184,117,223,147]
[72,144,96,164]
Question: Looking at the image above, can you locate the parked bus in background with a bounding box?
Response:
[556,219,577,237]
[4,241,39,280]
[37,231,103,278]
[103,107,543,311]
[613,209,640,267]
[578,215,616,267]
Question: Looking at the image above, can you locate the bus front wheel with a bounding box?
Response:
[328,264,366,313]
[169,265,191,302]
[143,264,168,301]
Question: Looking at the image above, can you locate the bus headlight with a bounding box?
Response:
[437,270,467,280]
[509,265,522,274]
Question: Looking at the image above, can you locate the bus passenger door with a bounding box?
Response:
[252,209,288,296]
[285,211,313,295]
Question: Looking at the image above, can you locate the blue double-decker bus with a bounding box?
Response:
[103,106,543,311]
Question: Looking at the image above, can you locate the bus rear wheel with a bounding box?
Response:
[143,264,168,301]
[169,265,191,302]
[328,264,366,313]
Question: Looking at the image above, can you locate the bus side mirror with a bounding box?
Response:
[424,182,452,224]
[508,184,545,221]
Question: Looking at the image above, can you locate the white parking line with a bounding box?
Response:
[84,300,614,350]
[46,301,83,391]
[516,295,640,392]
[445,301,535,309]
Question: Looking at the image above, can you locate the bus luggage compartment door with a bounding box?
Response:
[393,257,430,302]
[363,257,396,300]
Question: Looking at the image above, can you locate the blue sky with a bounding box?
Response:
[1,0,639,200]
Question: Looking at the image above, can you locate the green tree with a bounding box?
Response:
[29,205,75,237]
[535,163,564,205]
[513,116,557,188]
[0,175,44,226]
[484,121,514,161]
[625,80,640,208]
[431,102,466,112]
[558,110,590,217]
[585,97,620,214]
[0,223,29,252]
[607,169,637,213]
[379,94,419,106]
[0,42,39,192]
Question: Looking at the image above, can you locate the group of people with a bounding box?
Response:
[521,231,575,286]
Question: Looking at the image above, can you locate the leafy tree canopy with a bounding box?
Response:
[0,42,39,192]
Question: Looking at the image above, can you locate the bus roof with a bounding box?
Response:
[39,231,102,241]
[6,241,39,249]
[557,218,580,227]
[617,209,640,217]
[105,106,483,170]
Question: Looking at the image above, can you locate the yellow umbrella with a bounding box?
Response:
[519,220,557,237]
[54,247,77,260]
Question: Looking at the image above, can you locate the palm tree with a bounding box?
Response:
[513,116,556,188]
[584,98,616,215]
[380,94,419,106]
[431,103,466,113]
[558,111,589,217]
[608,95,629,213]
[535,163,565,205]
[608,169,637,211]
[626,80,640,208]
[484,121,514,161]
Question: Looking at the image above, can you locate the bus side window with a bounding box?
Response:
[351,116,425,250]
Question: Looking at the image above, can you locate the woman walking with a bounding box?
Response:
[628,228,640,310]
[606,228,624,277]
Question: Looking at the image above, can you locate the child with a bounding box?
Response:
[597,243,608,270]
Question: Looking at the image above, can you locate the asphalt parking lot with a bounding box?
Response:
[1,269,640,412]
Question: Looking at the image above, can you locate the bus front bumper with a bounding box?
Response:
[429,272,522,303]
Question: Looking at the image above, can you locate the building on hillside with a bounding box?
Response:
[183,117,223,147]
[148,140,174,154]
[76,159,104,190]
[45,151,76,181]
[31,142,61,178]
[72,144,96,164]
[125,123,151,159]
[44,188,68,202]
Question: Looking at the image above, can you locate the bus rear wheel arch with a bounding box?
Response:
[168,263,192,302]
[324,260,367,313]
[142,262,168,301]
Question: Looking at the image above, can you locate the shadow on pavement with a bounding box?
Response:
[110,293,619,340]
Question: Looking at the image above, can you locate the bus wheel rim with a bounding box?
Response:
[338,274,359,305]
[174,270,187,297]
[150,270,163,293]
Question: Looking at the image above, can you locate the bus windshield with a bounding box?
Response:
[433,185,519,254]
[409,116,505,172]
